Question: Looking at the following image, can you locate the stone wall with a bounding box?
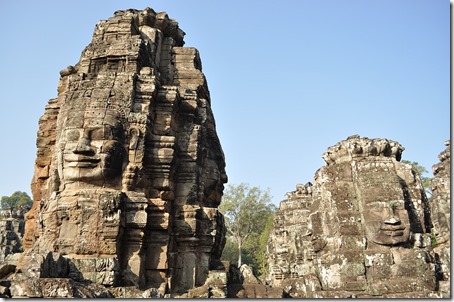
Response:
[13,8,227,298]
[267,135,447,298]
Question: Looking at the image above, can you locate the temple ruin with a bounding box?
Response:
[0,5,450,299]
[429,140,451,296]
[267,135,450,298]
[11,8,227,298]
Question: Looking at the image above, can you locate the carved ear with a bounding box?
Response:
[50,168,61,194]
[55,152,63,192]
[129,128,140,150]
[121,128,143,190]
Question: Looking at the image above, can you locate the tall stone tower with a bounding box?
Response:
[267,135,445,298]
[16,8,227,297]
[429,140,450,297]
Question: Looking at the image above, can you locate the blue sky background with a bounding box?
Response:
[0,0,450,205]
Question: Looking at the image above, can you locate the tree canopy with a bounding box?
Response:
[219,183,276,276]
[401,160,432,196]
[1,191,32,216]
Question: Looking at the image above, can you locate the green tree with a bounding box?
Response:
[401,160,432,196]
[256,214,274,276]
[1,191,32,216]
[219,183,275,270]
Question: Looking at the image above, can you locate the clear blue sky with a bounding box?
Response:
[0,0,450,206]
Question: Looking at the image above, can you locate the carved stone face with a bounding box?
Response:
[202,158,227,204]
[361,200,410,246]
[59,110,125,183]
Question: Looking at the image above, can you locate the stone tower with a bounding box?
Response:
[429,140,450,297]
[15,8,227,297]
[267,135,444,298]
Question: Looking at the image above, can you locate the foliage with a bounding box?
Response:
[256,214,274,276]
[221,228,274,278]
[430,231,438,248]
[220,237,238,265]
[221,238,255,269]
[401,160,432,196]
[1,191,32,216]
[219,183,276,276]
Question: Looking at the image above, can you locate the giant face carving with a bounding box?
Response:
[58,109,125,183]
[361,199,410,246]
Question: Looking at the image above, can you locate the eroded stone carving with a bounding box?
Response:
[0,208,28,266]
[13,7,226,298]
[268,135,444,298]
[429,140,450,297]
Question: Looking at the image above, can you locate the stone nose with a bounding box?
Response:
[73,137,95,155]
[384,216,401,225]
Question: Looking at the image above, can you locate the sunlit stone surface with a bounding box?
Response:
[13,8,227,298]
[267,135,449,298]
